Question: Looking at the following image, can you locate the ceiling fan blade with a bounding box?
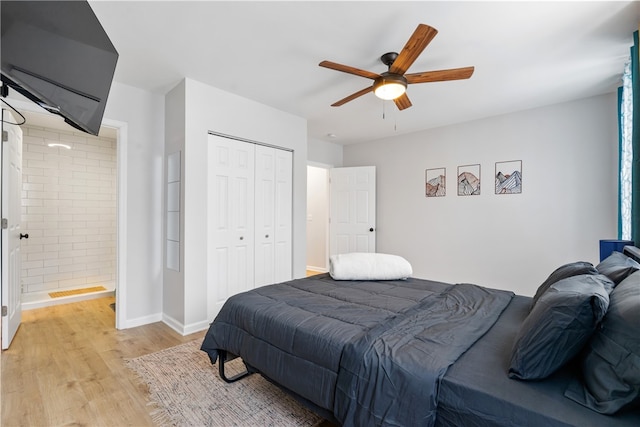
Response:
[319,60,381,80]
[389,24,438,75]
[331,86,373,107]
[393,93,412,110]
[405,66,475,84]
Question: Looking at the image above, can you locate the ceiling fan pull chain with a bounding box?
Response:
[394,106,398,131]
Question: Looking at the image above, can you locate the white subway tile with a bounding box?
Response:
[22,167,44,176]
[22,244,44,254]
[22,151,44,161]
[22,260,43,270]
[43,228,73,237]
[44,257,74,267]
[27,128,60,139]
[58,278,88,288]
[58,263,87,273]
[42,168,73,178]
[21,124,116,295]
[73,157,99,167]
[22,198,43,207]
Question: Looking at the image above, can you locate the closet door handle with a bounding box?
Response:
[265,234,269,238]
[20,233,29,240]
[239,236,244,240]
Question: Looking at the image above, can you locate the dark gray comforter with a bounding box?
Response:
[201,274,513,426]
[334,283,513,426]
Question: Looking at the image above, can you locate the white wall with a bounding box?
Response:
[103,82,165,327]
[163,80,186,327]
[343,93,619,296]
[164,77,308,334]
[20,125,116,294]
[308,138,343,166]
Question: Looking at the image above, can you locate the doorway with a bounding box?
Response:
[2,98,127,332]
[306,164,329,274]
[19,116,117,310]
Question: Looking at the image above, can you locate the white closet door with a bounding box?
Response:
[253,145,292,287]
[254,145,276,287]
[274,149,292,283]
[208,135,255,314]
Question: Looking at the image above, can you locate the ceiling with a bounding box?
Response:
[78,1,638,145]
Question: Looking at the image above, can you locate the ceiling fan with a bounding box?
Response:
[319,23,474,110]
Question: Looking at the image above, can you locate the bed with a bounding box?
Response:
[201,250,640,426]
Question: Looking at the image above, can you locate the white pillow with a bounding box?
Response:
[329,252,413,281]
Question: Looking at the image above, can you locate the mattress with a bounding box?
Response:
[202,274,451,410]
[201,273,512,426]
[202,273,640,426]
[436,295,640,427]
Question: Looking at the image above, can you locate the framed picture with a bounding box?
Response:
[495,160,522,194]
[458,164,480,196]
[425,167,446,197]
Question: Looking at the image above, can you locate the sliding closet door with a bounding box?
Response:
[209,134,293,317]
[254,146,292,286]
[273,149,292,284]
[208,135,255,313]
[254,145,276,287]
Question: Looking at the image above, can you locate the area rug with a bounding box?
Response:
[126,340,325,427]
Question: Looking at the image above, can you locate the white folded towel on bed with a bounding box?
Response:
[329,252,413,281]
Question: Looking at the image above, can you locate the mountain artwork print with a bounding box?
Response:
[495,160,522,194]
[458,164,480,196]
[426,167,446,197]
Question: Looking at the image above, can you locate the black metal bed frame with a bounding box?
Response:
[217,349,253,383]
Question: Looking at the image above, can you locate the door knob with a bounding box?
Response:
[369,228,374,232]
[20,233,29,240]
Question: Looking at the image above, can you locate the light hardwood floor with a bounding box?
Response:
[1,296,205,427]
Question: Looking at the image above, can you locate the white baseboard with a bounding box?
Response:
[22,289,115,311]
[120,312,163,329]
[162,314,210,336]
[183,320,211,335]
[306,265,328,273]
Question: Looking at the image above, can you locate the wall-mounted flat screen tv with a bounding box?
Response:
[1,1,118,135]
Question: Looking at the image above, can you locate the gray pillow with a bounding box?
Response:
[596,251,640,285]
[531,261,599,311]
[564,271,640,414]
[509,274,610,380]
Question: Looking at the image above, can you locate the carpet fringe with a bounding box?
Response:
[125,358,177,427]
[148,403,175,427]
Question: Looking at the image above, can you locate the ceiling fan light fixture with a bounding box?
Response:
[373,74,407,100]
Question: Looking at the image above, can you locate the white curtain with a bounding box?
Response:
[620,60,633,240]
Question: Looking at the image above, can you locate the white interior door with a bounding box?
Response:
[254,145,292,286]
[1,109,23,350]
[273,149,292,283]
[329,166,376,256]
[207,135,255,315]
[254,145,275,287]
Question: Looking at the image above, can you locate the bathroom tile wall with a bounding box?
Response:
[20,125,116,294]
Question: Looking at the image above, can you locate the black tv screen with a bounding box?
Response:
[1,1,118,135]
